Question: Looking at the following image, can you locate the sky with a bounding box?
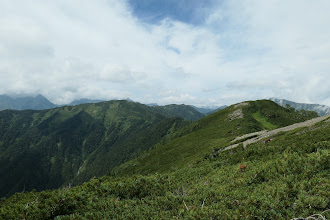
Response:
[0,0,329,106]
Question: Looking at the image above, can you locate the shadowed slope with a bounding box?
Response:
[0,100,189,197]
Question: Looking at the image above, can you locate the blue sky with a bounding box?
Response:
[0,0,329,106]
[128,0,216,25]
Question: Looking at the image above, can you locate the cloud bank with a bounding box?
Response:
[0,0,329,106]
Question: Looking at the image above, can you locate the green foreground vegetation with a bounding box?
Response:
[0,100,328,219]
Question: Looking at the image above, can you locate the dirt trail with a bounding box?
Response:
[219,114,330,153]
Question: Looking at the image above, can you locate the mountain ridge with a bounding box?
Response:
[112,100,319,176]
[0,99,328,219]
[0,94,207,121]
[0,100,190,198]
[2,94,328,117]
[1,99,316,198]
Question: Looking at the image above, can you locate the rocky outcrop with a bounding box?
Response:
[219,114,330,152]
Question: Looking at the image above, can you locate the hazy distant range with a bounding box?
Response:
[0,94,329,116]
[0,94,226,115]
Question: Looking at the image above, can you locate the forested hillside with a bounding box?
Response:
[149,104,205,121]
[0,100,328,219]
[0,100,189,198]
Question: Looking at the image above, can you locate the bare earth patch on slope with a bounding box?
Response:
[228,102,249,121]
[233,102,249,109]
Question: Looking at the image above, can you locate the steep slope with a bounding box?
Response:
[0,100,189,198]
[149,104,205,121]
[270,97,330,116]
[1,103,328,219]
[0,94,56,110]
[112,100,318,175]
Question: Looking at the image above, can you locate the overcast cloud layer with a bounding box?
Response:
[0,0,329,106]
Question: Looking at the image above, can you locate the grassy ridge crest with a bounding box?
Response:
[112,100,318,176]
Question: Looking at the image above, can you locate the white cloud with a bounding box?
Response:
[0,0,329,106]
[203,0,330,105]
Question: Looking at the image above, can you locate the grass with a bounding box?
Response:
[252,111,278,130]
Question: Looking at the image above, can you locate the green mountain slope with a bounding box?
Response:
[149,104,205,121]
[112,100,318,175]
[0,101,328,219]
[0,100,189,198]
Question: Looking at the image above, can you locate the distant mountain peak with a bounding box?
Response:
[35,94,46,98]
[270,97,330,116]
[0,94,56,111]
